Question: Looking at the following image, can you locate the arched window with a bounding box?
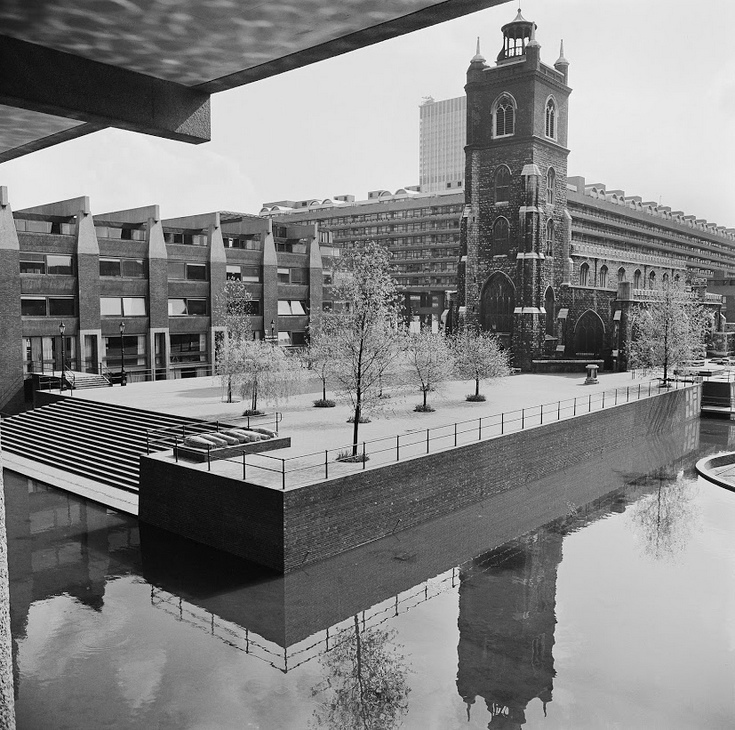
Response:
[494,94,515,137]
[546,167,555,205]
[545,218,554,256]
[617,267,626,283]
[495,166,511,204]
[545,98,556,139]
[481,273,516,336]
[633,269,642,288]
[580,263,590,286]
[674,274,680,283]
[544,287,555,337]
[648,270,656,289]
[599,265,608,288]
[662,273,669,285]
[493,217,510,255]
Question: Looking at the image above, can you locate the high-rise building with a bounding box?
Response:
[419,95,466,193]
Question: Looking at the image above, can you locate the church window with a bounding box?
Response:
[545,98,557,139]
[546,167,555,205]
[648,270,656,289]
[493,217,510,255]
[544,287,555,336]
[580,263,590,286]
[618,267,626,283]
[599,265,608,288]
[663,273,669,285]
[545,219,554,256]
[494,94,515,137]
[634,269,642,288]
[495,166,511,204]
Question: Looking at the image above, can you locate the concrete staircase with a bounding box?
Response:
[66,370,112,390]
[0,398,229,493]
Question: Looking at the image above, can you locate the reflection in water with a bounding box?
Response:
[3,411,735,728]
[457,531,561,729]
[630,470,701,561]
[310,616,411,729]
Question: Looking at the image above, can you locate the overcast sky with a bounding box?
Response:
[1,0,733,227]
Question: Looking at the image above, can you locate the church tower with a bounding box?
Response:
[459,10,571,368]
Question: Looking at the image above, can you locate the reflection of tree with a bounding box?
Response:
[630,471,700,560]
[310,615,411,730]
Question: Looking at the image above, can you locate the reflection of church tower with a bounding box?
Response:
[456,528,562,728]
[459,10,572,368]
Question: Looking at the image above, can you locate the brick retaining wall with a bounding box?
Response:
[140,386,697,572]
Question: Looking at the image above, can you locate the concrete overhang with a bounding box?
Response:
[0,0,509,162]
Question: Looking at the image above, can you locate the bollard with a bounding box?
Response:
[574,398,577,416]
[242,454,246,479]
[362,442,367,469]
[558,401,561,420]
[627,386,630,402]
[589,394,592,412]
[501,412,504,435]
[638,383,641,398]
[396,435,400,461]
[426,429,430,454]
[207,445,211,471]
[454,423,457,447]
[325,450,328,479]
[479,417,482,439]
[282,460,286,490]
[522,409,525,429]
[615,388,618,405]
[540,405,543,425]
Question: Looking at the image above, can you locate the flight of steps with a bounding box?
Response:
[0,398,230,493]
[67,371,112,390]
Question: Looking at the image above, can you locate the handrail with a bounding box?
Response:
[199,377,694,491]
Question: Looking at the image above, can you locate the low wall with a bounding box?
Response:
[532,359,604,373]
[139,386,698,572]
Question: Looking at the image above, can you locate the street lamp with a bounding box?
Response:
[119,321,127,386]
[59,321,65,393]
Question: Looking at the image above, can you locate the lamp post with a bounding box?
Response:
[119,321,127,386]
[59,321,65,393]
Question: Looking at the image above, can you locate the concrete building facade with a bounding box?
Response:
[419,95,467,193]
[0,188,335,412]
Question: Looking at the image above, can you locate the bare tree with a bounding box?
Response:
[300,323,336,407]
[403,329,454,412]
[627,281,710,383]
[451,328,511,401]
[237,339,299,415]
[310,615,411,730]
[215,280,254,403]
[324,241,402,455]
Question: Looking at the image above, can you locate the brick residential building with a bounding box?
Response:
[0,190,334,412]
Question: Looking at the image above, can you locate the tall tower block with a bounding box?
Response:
[460,10,571,368]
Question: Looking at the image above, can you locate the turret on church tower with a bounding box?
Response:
[459,9,572,369]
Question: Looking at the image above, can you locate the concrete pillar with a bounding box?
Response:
[307,230,323,323]
[261,220,278,339]
[0,187,23,413]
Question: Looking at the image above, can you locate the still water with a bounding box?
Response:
[4,418,735,729]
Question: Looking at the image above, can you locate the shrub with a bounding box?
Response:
[336,449,369,463]
[243,409,265,417]
[414,404,435,413]
[347,414,371,423]
[313,398,336,408]
[465,393,487,402]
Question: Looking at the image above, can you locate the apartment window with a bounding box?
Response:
[101,297,147,316]
[323,272,333,285]
[170,334,208,363]
[165,232,207,246]
[21,297,47,316]
[99,258,145,278]
[20,253,73,275]
[226,265,241,281]
[168,298,207,316]
[289,269,308,285]
[20,297,75,316]
[277,267,290,284]
[187,263,207,281]
[277,300,308,316]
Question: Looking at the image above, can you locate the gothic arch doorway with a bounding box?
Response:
[480,273,515,339]
[574,310,605,357]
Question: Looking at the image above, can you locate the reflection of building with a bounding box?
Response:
[0,190,335,411]
[457,530,560,728]
[419,96,466,193]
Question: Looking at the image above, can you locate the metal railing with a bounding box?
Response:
[192,377,692,491]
